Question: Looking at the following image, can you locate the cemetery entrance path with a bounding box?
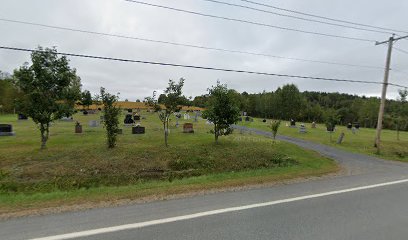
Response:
[2,126,408,240]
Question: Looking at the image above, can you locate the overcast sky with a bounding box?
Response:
[1,0,407,100]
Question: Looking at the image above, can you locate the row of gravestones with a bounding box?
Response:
[0,113,197,136]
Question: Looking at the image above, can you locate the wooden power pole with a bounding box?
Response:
[374,34,408,153]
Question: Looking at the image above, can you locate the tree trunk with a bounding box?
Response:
[214,124,219,144]
[40,123,48,149]
[163,121,168,147]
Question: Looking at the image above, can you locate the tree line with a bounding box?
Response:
[192,84,408,131]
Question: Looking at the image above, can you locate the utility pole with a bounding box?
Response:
[374,34,408,153]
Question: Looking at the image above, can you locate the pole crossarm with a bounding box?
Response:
[375,34,408,45]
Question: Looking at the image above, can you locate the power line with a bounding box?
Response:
[123,0,375,43]
[394,47,408,55]
[201,0,392,35]
[1,45,406,88]
[0,18,384,70]
[240,0,408,35]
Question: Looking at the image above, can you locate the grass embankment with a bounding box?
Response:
[0,112,337,214]
[240,118,408,162]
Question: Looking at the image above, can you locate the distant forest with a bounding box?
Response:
[192,84,408,131]
[1,71,407,131]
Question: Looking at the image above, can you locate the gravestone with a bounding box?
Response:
[133,115,141,121]
[238,117,243,122]
[183,123,194,133]
[175,113,181,127]
[354,122,360,130]
[326,124,335,132]
[262,119,266,123]
[124,114,134,124]
[352,127,356,134]
[132,125,145,134]
[243,112,247,116]
[0,124,15,136]
[194,112,198,122]
[290,119,296,128]
[299,124,307,133]
[83,110,88,115]
[60,116,73,122]
[183,113,190,120]
[127,109,133,113]
[347,123,352,130]
[75,122,82,134]
[245,116,250,122]
[88,120,99,127]
[18,114,28,120]
[311,122,316,128]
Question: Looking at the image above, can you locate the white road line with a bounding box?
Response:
[30,178,408,240]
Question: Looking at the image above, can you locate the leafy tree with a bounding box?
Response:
[100,87,121,148]
[13,47,81,149]
[269,120,281,140]
[203,82,240,143]
[79,90,93,110]
[324,109,339,142]
[145,78,185,147]
[274,84,303,120]
[0,74,22,113]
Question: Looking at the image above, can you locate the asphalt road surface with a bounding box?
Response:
[2,126,408,240]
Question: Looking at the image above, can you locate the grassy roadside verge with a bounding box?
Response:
[239,118,408,162]
[0,142,338,217]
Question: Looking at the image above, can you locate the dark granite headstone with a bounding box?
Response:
[18,114,28,120]
[124,114,134,124]
[133,115,141,121]
[347,123,352,129]
[354,122,360,129]
[0,124,15,136]
[132,126,145,134]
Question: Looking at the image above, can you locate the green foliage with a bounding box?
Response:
[324,109,339,131]
[203,81,240,143]
[100,87,121,148]
[13,46,81,149]
[145,78,185,146]
[269,120,281,140]
[79,90,93,110]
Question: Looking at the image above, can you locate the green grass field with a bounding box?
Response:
[0,111,337,214]
[239,118,408,162]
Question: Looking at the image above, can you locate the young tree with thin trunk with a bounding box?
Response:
[145,78,185,147]
[99,87,121,148]
[14,46,81,149]
[203,82,240,143]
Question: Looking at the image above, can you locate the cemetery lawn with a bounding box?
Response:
[0,112,337,215]
[239,118,408,162]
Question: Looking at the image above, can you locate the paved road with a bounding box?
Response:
[2,127,408,240]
